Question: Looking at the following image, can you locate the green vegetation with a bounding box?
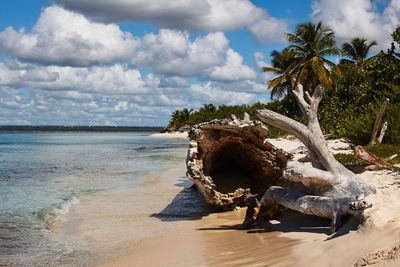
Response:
[165,102,289,137]
[166,24,400,145]
[340,37,377,66]
[368,144,400,165]
[334,153,358,166]
[285,22,340,90]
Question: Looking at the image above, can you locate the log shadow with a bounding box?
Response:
[247,210,358,239]
[197,210,358,239]
[254,210,332,235]
[151,178,221,221]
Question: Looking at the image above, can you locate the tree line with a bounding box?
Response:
[166,22,400,145]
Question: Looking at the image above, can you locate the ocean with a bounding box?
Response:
[0,131,191,266]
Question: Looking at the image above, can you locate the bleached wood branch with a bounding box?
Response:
[245,84,377,234]
[368,98,389,146]
[377,121,388,144]
[384,154,397,162]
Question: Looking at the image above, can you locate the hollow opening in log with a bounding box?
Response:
[204,137,273,195]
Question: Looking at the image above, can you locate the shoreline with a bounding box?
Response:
[100,164,301,266]
[100,136,400,267]
[149,131,189,139]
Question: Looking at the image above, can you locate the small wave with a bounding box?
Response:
[35,196,79,225]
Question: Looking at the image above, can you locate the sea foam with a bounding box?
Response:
[36,196,80,224]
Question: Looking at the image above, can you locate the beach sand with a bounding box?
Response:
[149,132,189,139]
[100,137,400,267]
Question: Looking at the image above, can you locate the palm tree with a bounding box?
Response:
[341,37,377,66]
[200,104,216,113]
[179,108,193,124]
[262,49,297,99]
[286,22,341,90]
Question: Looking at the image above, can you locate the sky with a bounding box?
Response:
[0,0,398,126]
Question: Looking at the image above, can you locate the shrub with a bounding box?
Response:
[334,153,358,165]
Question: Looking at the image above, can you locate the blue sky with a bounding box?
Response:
[0,0,398,126]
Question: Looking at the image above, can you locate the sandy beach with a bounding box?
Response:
[149,132,189,139]
[101,136,400,267]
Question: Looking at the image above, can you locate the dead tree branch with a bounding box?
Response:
[240,84,375,233]
[368,98,390,146]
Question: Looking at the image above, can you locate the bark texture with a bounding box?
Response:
[186,115,288,207]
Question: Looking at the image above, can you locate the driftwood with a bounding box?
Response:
[241,84,375,233]
[377,121,388,144]
[354,146,392,169]
[368,98,389,146]
[242,189,371,234]
[385,154,398,161]
[186,115,288,208]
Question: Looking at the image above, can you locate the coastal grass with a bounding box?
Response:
[368,144,400,165]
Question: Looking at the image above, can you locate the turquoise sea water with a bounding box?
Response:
[0,132,188,266]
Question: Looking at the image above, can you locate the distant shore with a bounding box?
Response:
[0,125,164,132]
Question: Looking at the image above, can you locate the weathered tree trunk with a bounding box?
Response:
[241,84,375,233]
[368,98,390,146]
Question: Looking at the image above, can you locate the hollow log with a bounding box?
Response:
[186,115,288,207]
[240,84,375,233]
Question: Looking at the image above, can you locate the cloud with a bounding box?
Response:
[55,0,288,44]
[0,61,152,94]
[209,49,258,81]
[0,6,138,66]
[0,3,270,125]
[253,52,276,83]
[0,58,266,125]
[311,0,399,51]
[0,59,59,87]
[0,8,260,83]
[133,29,259,82]
[133,30,228,77]
[188,82,257,105]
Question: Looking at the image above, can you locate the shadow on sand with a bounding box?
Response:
[151,178,221,221]
[152,176,358,239]
[198,210,359,240]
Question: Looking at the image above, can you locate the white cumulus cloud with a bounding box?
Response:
[0,6,138,66]
[210,49,258,81]
[311,0,399,51]
[188,82,257,105]
[55,0,288,44]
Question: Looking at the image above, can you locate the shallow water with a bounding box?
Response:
[0,132,189,266]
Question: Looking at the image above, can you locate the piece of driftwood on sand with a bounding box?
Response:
[186,115,288,208]
[354,145,392,169]
[245,84,376,234]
